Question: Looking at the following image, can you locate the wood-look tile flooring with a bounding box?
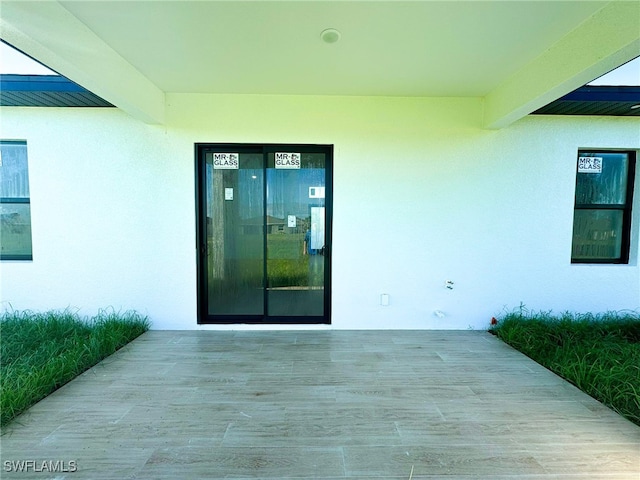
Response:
[1,330,638,479]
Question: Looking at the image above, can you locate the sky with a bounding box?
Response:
[0,42,57,75]
[587,57,640,86]
[0,41,639,86]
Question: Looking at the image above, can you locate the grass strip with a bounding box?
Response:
[490,310,640,426]
[0,309,149,427]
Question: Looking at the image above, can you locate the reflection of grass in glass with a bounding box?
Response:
[267,233,304,259]
[214,258,319,288]
[267,233,308,287]
[268,258,309,287]
[208,233,323,288]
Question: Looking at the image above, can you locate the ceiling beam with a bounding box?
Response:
[0,1,165,124]
[483,1,640,129]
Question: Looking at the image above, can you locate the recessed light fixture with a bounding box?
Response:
[320,28,341,44]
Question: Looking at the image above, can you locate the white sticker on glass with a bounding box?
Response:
[275,152,301,169]
[578,156,603,174]
[213,153,239,169]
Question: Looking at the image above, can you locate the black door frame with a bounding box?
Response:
[195,143,333,324]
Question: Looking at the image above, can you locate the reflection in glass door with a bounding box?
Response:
[266,152,326,317]
[205,150,264,316]
[196,144,332,324]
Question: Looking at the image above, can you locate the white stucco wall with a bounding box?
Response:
[1,95,639,329]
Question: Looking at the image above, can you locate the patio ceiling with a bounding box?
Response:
[1,1,639,128]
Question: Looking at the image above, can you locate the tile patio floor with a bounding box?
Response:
[1,330,639,479]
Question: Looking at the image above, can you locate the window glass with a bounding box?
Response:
[571,151,634,264]
[571,209,623,261]
[0,203,32,257]
[0,141,32,260]
[575,152,627,205]
[0,141,30,198]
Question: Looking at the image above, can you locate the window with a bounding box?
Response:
[0,141,32,260]
[571,150,636,264]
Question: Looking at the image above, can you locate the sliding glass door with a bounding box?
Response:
[196,144,332,324]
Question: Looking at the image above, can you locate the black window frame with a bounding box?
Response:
[571,149,636,264]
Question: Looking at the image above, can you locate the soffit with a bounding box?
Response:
[0,74,114,107]
[532,86,640,116]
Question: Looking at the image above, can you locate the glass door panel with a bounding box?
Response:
[265,152,327,317]
[206,151,264,315]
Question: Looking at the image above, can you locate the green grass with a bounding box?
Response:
[490,309,640,426]
[0,309,149,427]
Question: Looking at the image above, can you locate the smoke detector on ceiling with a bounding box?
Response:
[320,28,341,44]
